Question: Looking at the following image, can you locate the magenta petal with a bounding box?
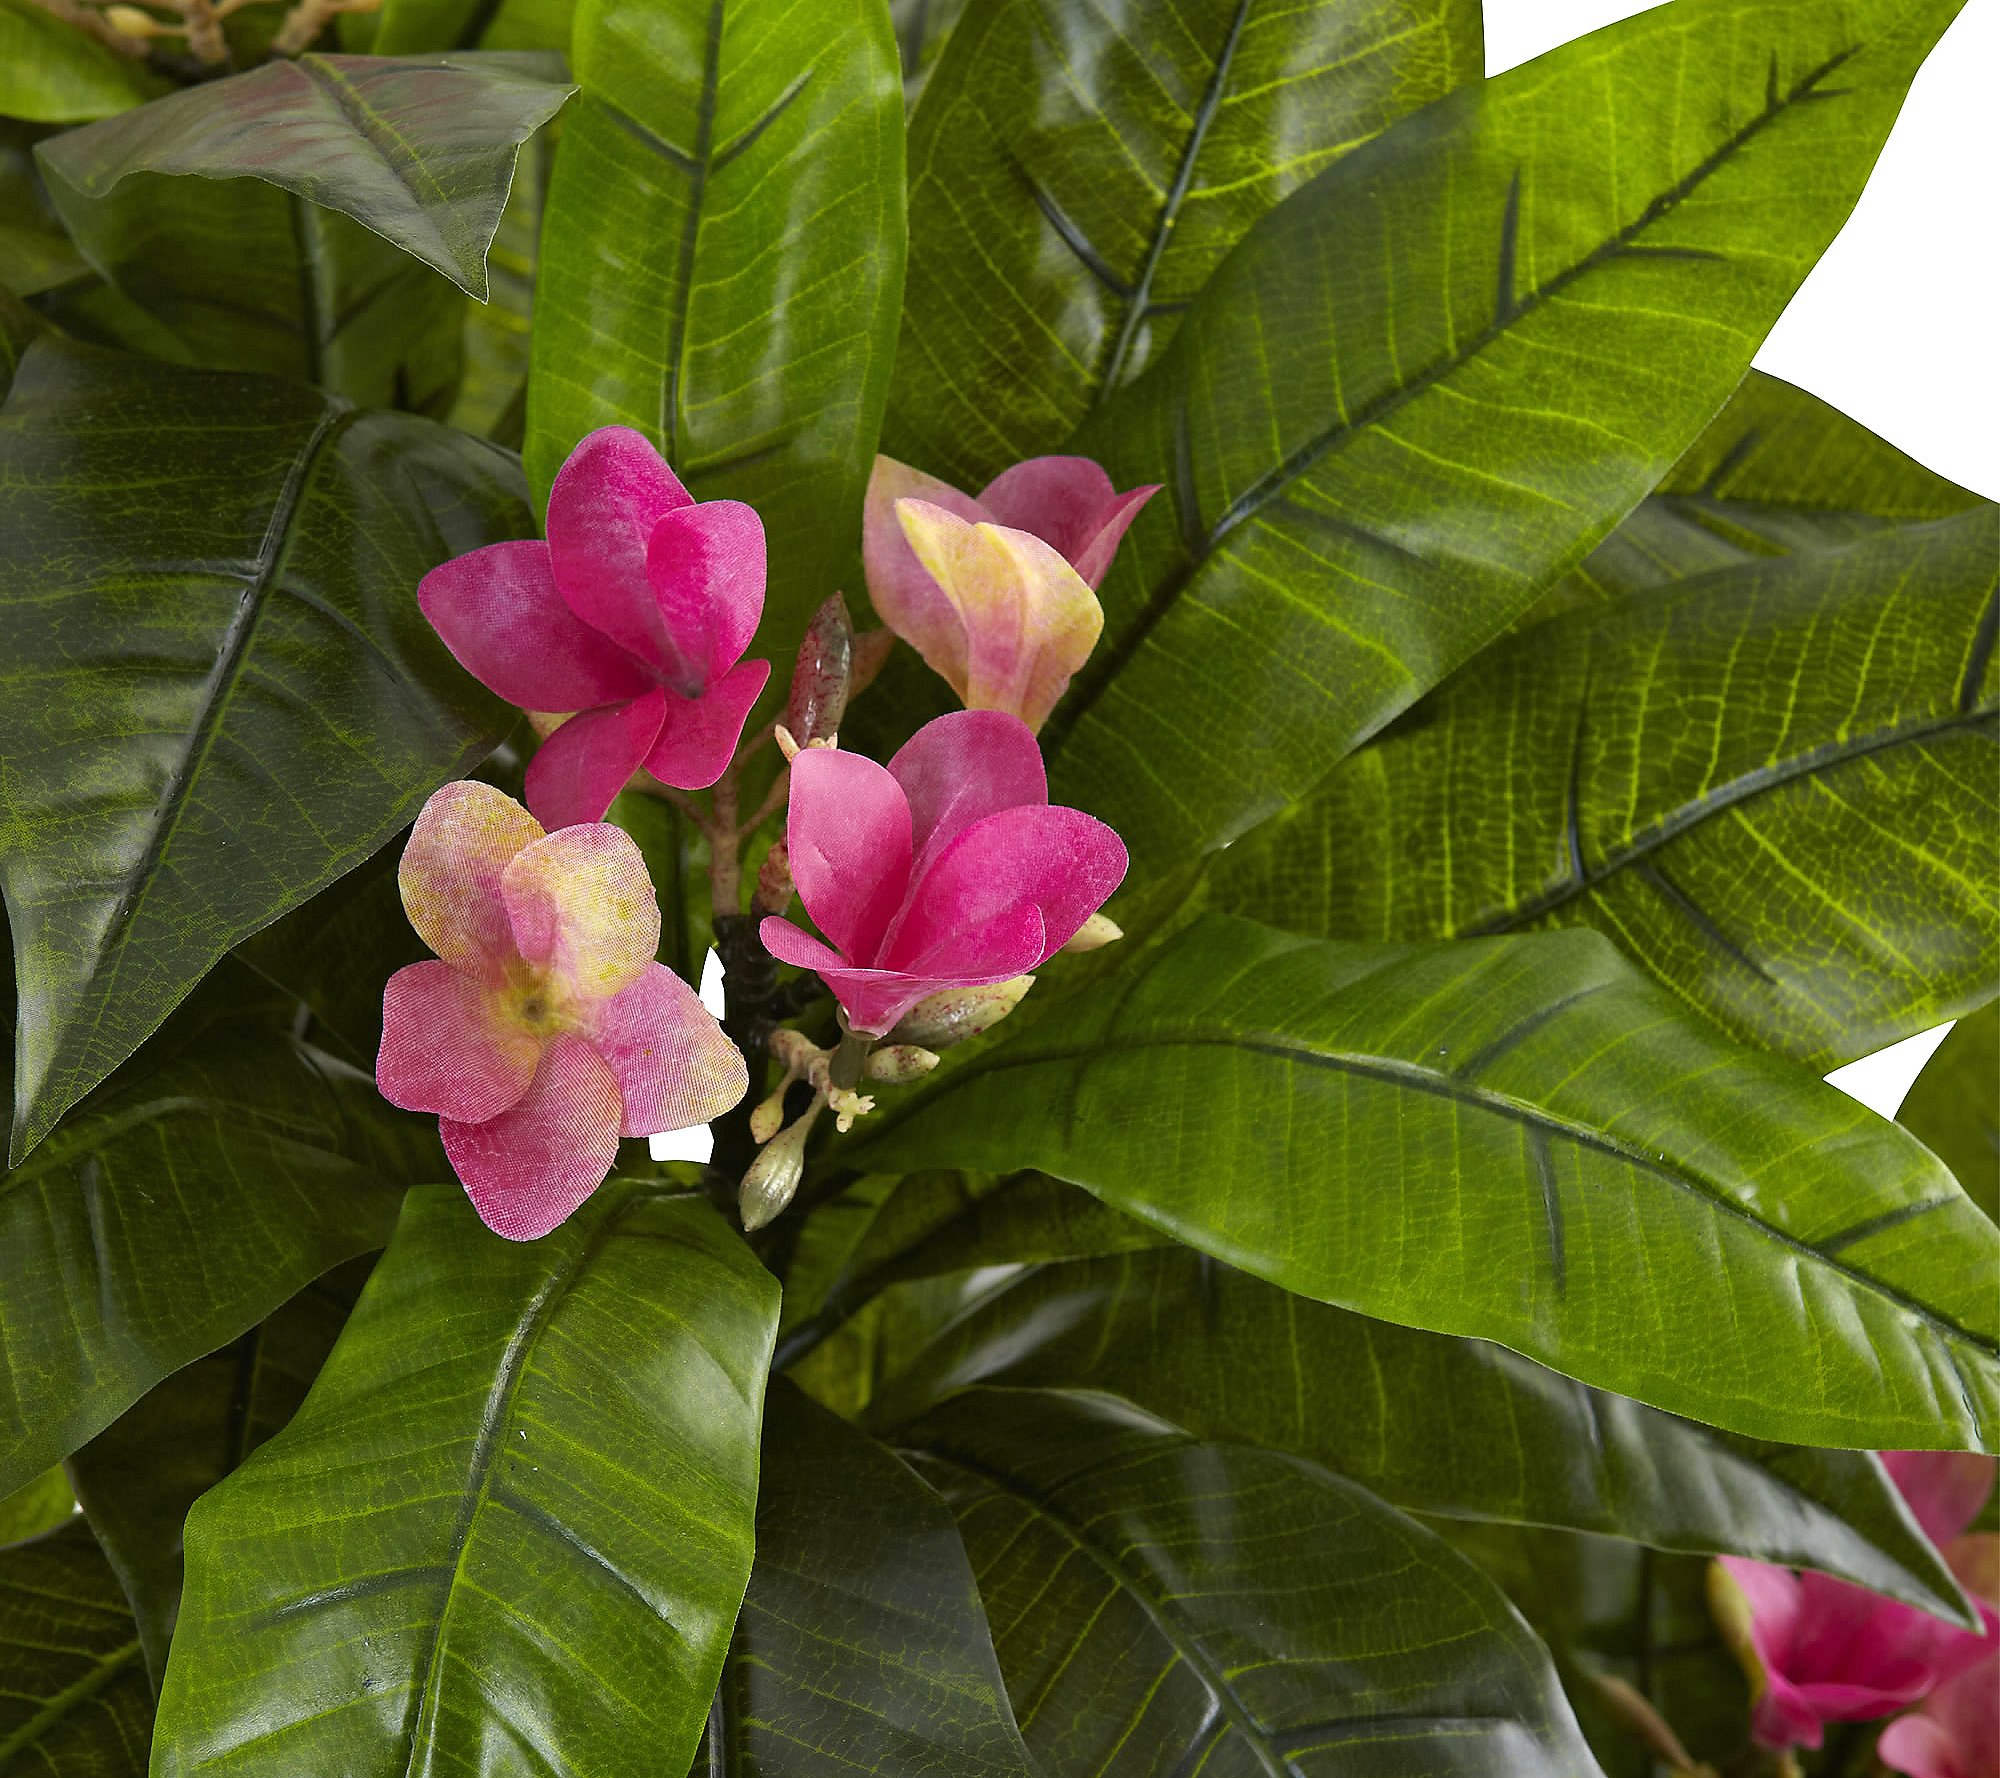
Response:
[888,709,1046,880]
[785,746,914,963]
[644,657,771,791]
[418,540,652,710]
[377,961,539,1122]
[759,918,1029,1036]
[759,916,850,977]
[1884,1453,1997,1548]
[590,962,749,1136]
[546,427,693,668]
[441,1033,623,1241]
[645,499,767,682]
[976,456,1160,588]
[524,690,668,829]
[1879,1715,1966,1778]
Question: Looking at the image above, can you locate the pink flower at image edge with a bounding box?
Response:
[377,780,746,1240]
[419,427,771,830]
[759,709,1128,1036]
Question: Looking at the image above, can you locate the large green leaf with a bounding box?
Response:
[695,1380,1035,1776]
[526,0,906,653]
[155,1183,779,1777]
[1213,506,2000,1068]
[1,128,88,296]
[1038,0,1965,874]
[872,1248,1975,1623]
[63,1261,370,1685]
[881,0,1483,487]
[0,0,162,126]
[0,340,524,1159]
[449,129,544,444]
[1900,1004,1999,1226]
[899,1386,1603,1776]
[848,914,2000,1450]
[37,53,573,298]
[0,1519,151,1774]
[0,1464,73,1546]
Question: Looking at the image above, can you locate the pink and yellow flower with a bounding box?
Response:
[759,710,1127,1035]
[376,780,746,1240]
[862,454,1158,732]
[419,427,771,830]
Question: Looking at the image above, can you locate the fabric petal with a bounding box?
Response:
[896,502,1102,732]
[417,540,652,711]
[502,821,660,1005]
[399,780,544,979]
[441,1034,623,1241]
[977,455,1160,588]
[760,916,1038,1036]
[645,498,767,683]
[888,708,1046,881]
[785,745,914,964]
[644,657,771,791]
[523,689,668,830]
[1884,1453,1997,1548]
[377,961,540,1122]
[861,456,982,697]
[1880,1714,1970,1778]
[588,962,748,1136]
[545,427,692,669]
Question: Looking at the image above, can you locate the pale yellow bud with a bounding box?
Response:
[889,975,1035,1049]
[105,5,163,34]
[864,1043,940,1084]
[1060,912,1123,953]
[739,1101,820,1230]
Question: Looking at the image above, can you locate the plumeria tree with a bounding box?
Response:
[0,0,1994,1772]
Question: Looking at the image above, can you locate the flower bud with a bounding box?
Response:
[888,974,1034,1049]
[784,592,853,748]
[864,1043,939,1083]
[748,1070,796,1144]
[738,1102,820,1231]
[106,5,161,34]
[1060,911,1123,953]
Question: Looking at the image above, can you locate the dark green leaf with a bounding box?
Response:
[899,1386,1603,1776]
[883,0,1482,488]
[155,1182,779,1778]
[848,913,2000,1449]
[1040,0,1966,874]
[0,1520,150,1774]
[37,53,573,297]
[0,0,162,125]
[697,1380,1036,1777]
[890,0,966,106]
[1,128,88,296]
[0,279,36,392]
[0,1465,74,1546]
[449,128,545,444]
[1214,506,2000,1068]
[526,0,906,654]
[63,1261,371,1686]
[0,340,525,1158]
[1900,1005,1999,1226]
[872,1248,1976,1624]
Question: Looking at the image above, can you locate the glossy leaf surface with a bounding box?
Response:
[899,1386,1602,1776]
[1040,0,1966,873]
[527,0,906,653]
[696,1381,1035,1777]
[850,914,2000,1449]
[883,0,1483,486]
[156,1184,779,1777]
[875,1249,1975,1622]
[0,0,161,125]
[37,53,573,297]
[1215,507,2000,1068]
[1900,1004,1999,1226]
[0,341,524,1158]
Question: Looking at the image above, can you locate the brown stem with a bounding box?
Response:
[269,0,376,55]
[734,763,791,842]
[708,767,741,919]
[172,0,227,62]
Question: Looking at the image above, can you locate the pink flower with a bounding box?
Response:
[419,427,771,829]
[863,454,1159,731]
[1881,1535,2000,1778]
[377,780,746,1240]
[758,710,1127,1036]
[1717,1453,1999,1753]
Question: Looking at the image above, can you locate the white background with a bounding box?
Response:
[663,2,1992,1159]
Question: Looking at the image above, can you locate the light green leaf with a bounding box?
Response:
[899,1386,1604,1776]
[1213,506,2000,1068]
[847,914,2000,1450]
[0,0,163,126]
[0,1465,74,1546]
[526,0,906,654]
[1040,0,1966,874]
[882,0,1483,487]
[1900,1004,1999,1226]
[0,340,524,1158]
[155,1183,779,1778]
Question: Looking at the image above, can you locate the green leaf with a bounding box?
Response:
[872,1248,1976,1624]
[63,1260,371,1685]
[449,128,544,444]
[526,0,907,653]
[1900,1005,2000,1226]
[890,0,966,107]
[1,129,88,297]
[0,1520,150,1774]
[1213,506,2000,1069]
[366,0,575,55]
[847,913,2000,1450]
[37,53,573,297]
[0,1465,74,1546]
[155,1182,780,1778]
[1039,0,1967,874]
[899,1386,1603,1776]
[883,0,1482,488]
[0,0,163,126]
[0,340,525,1158]
[698,1380,1036,1776]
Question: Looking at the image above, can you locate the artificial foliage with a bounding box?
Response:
[0,0,1994,1773]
